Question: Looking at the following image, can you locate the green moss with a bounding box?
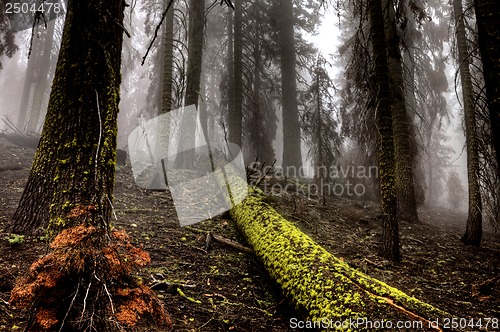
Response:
[229,188,449,330]
[64,139,77,148]
[62,201,72,211]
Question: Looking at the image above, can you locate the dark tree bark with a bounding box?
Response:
[369,0,400,261]
[453,0,483,246]
[404,49,426,207]
[229,0,243,146]
[226,9,234,138]
[314,66,324,182]
[12,0,120,234]
[13,0,124,235]
[9,1,172,330]
[279,0,302,171]
[174,0,205,169]
[383,0,419,223]
[160,0,175,115]
[474,0,500,176]
[247,42,276,165]
[184,0,204,112]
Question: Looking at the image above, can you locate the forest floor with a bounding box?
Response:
[0,140,499,331]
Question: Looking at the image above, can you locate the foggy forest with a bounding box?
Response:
[0,0,498,330]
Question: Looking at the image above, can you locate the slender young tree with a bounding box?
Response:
[300,56,339,185]
[453,0,483,245]
[369,0,400,261]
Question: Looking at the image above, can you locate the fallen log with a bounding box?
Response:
[230,189,450,331]
[0,132,40,149]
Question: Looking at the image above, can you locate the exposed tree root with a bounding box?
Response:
[10,225,171,331]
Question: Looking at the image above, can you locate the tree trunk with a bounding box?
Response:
[230,190,448,327]
[226,9,234,140]
[9,1,172,330]
[174,0,205,169]
[453,0,483,246]
[383,0,419,223]
[279,0,302,171]
[369,0,400,262]
[248,42,275,165]
[474,0,500,176]
[248,42,262,162]
[152,0,175,188]
[12,1,120,234]
[12,33,60,233]
[230,0,243,146]
[23,0,123,234]
[403,48,426,207]
[160,0,175,116]
[314,65,324,181]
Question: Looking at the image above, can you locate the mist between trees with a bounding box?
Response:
[0,0,498,252]
[0,0,498,254]
[0,0,499,329]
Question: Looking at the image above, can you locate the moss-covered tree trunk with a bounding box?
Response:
[368,0,400,261]
[230,190,448,330]
[45,0,124,235]
[9,0,172,330]
[383,0,420,223]
[12,0,122,235]
[453,0,483,246]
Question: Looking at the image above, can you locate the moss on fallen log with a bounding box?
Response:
[230,190,449,331]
